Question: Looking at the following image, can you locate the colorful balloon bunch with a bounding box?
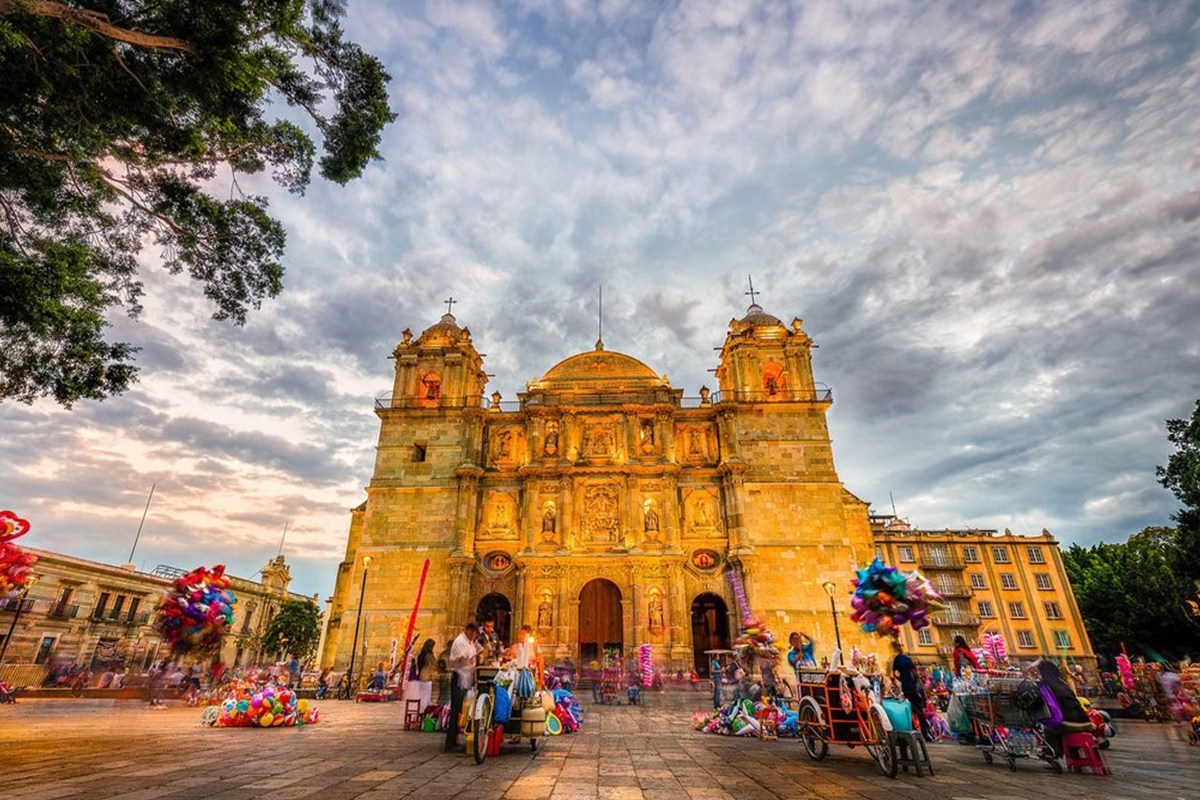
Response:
[155,565,236,655]
[733,616,780,663]
[850,559,943,637]
[0,511,38,600]
[203,684,319,728]
[638,643,653,688]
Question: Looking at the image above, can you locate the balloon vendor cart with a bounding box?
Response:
[794,667,910,778]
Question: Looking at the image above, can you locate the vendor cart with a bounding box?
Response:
[794,668,903,778]
[959,677,1061,773]
[464,666,545,764]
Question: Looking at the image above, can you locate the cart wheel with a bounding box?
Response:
[1005,756,1017,772]
[982,750,993,764]
[1046,757,1062,774]
[799,704,828,761]
[869,707,898,779]
[473,694,493,765]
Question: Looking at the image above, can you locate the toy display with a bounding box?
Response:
[202,683,319,728]
[0,510,38,600]
[638,643,653,688]
[154,564,237,655]
[850,559,943,638]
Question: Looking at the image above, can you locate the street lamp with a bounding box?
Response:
[821,581,842,653]
[345,555,372,695]
[0,575,40,664]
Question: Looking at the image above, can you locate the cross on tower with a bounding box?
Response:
[745,275,760,306]
[444,296,457,315]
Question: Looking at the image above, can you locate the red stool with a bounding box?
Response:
[1063,732,1109,776]
[403,699,422,730]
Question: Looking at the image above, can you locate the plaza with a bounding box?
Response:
[1,697,1196,800]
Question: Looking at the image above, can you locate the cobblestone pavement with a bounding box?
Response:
[1,697,1197,800]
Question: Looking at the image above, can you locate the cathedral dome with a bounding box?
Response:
[417,312,464,345]
[739,303,784,328]
[537,347,666,390]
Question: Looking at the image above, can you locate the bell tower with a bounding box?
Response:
[390,305,486,407]
[714,303,818,402]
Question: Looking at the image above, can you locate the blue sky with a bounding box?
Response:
[3,0,1200,599]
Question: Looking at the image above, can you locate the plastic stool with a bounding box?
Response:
[891,731,934,777]
[403,699,422,730]
[1063,732,1109,776]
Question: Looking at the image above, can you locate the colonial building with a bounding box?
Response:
[0,549,314,686]
[871,516,1095,667]
[322,303,886,673]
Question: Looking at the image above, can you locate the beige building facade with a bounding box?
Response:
[871,516,1095,667]
[323,303,888,673]
[0,549,314,684]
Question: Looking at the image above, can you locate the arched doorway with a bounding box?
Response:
[691,593,730,677]
[476,593,512,648]
[578,579,623,665]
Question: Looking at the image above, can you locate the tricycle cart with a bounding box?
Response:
[464,666,545,764]
[959,677,1061,773]
[794,668,903,778]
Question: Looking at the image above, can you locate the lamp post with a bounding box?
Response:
[821,581,842,653]
[0,576,40,664]
[345,555,371,695]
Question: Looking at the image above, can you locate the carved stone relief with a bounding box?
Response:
[684,488,721,537]
[580,484,620,544]
[582,421,616,462]
[478,492,519,540]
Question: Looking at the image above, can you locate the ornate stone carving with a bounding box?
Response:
[581,484,620,543]
[583,421,616,461]
[684,489,720,537]
[479,492,518,540]
[639,418,656,454]
[541,501,558,542]
[493,428,514,461]
[543,419,559,457]
[537,589,553,629]
[642,499,660,541]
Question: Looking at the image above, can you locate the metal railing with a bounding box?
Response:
[932,579,970,598]
[374,395,489,411]
[710,387,832,404]
[49,604,79,619]
[521,391,680,408]
[920,549,965,569]
[1,598,35,613]
[932,611,980,626]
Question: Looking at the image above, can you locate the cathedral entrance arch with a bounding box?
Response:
[476,593,512,648]
[578,579,623,665]
[691,593,730,677]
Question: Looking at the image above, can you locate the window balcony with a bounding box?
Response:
[932,611,980,627]
[49,604,79,619]
[931,579,971,598]
[1,598,35,613]
[919,549,965,570]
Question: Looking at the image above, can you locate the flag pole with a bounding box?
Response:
[397,559,431,699]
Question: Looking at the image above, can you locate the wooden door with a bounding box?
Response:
[578,579,622,660]
[691,593,730,676]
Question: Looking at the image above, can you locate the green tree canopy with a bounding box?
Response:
[0,0,394,405]
[1159,398,1200,583]
[262,598,321,661]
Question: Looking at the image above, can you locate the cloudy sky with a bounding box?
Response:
[4,0,1200,599]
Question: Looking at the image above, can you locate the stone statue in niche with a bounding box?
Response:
[648,589,664,630]
[537,591,553,629]
[584,424,614,458]
[543,420,559,456]
[495,429,513,460]
[581,485,620,542]
[643,500,660,541]
[686,429,704,459]
[541,502,557,541]
[640,419,655,453]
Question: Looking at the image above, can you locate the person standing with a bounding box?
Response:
[891,641,933,741]
[951,635,979,677]
[710,654,723,709]
[444,622,480,753]
[287,654,301,689]
[405,639,437,711]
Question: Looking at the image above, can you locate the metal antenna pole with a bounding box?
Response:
[890,492,898,517]
[277,520,290,557]
[129,482,156,563]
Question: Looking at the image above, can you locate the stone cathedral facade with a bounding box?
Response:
[321,302,883,672]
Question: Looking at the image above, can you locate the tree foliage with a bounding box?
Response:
[0,0,395,405]
[1158,397,1200,584]
[262,598,321,660]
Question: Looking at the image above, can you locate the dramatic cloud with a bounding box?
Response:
[3,0,1199,598]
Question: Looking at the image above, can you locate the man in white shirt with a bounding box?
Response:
[444,622,480,752]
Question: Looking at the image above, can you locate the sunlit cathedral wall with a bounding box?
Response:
[321,303,886,673]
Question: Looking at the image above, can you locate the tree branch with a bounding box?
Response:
[0,0,196,54]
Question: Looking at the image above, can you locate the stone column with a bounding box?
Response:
[453,468,483,557]
[663,475,682,552]
[720,462,748,552]
[661,412,676,463]
[514,564,527,629]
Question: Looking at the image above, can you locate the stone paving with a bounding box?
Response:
[1,696,1197,800]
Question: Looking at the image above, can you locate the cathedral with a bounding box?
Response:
[321,301,883,673]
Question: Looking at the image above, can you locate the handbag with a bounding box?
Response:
[515,668,536,699]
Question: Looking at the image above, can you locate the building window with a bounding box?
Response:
[969,572,986,589]
[917,628,933,646]
[127,597,142,622]
[54,586,74,611]
[1053,630,1072,649]
[1044,601,1063,620]
[962,546,980,563]
[109,595,126,620]
[874,545,883,562]
[1026,547,1046,564]
[1000,573,1018,590]
[992,546,1010,563]
[412,443,427,462]
[93,592,110,619]
[977,600,995,618]
[35,636,57,665]
[898,545,915,562]
[1017,630,1035,648]
[1035,573,1052,590]
[1008,601,1027,619]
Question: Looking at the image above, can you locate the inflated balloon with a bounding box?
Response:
[155,565,237,655]
[850,559,944,639]
[0,510,38,601]
[202,679,322,729]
